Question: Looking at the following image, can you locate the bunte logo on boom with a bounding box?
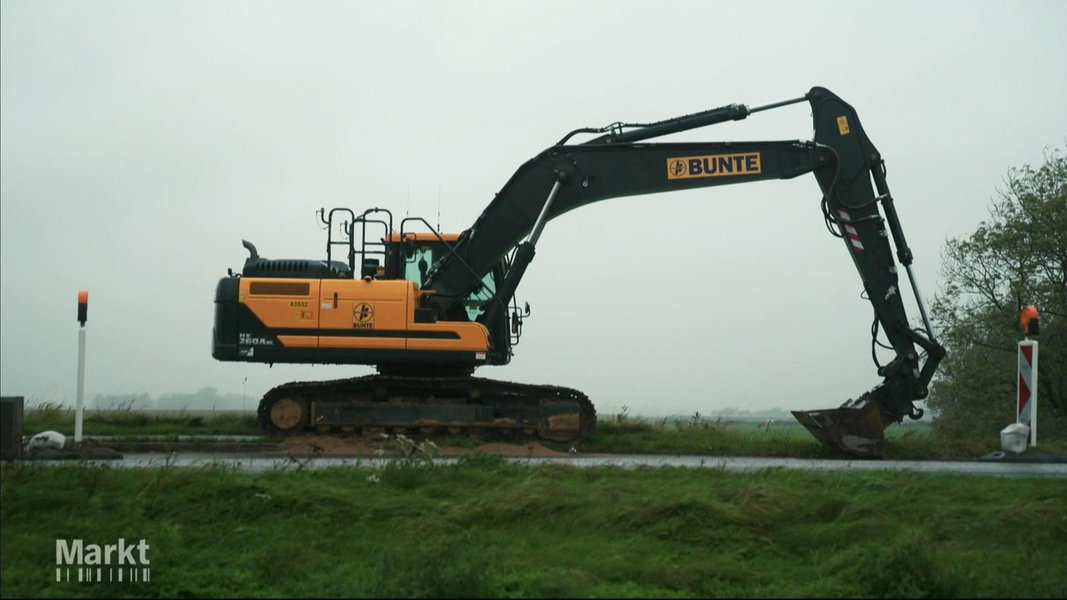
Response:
[667,152,762,180]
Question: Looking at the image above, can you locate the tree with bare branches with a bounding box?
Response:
[928,145,1066,442]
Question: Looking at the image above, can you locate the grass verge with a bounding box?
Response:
[2,456,1065,598]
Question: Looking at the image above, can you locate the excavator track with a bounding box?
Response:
[257,375,597,444]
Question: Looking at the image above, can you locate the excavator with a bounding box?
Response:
[212,86,946,458]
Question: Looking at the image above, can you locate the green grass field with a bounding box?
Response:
[2,453,1065,598]
[5,406,1066,597]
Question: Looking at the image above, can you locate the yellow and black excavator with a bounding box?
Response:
[212,86,946,457]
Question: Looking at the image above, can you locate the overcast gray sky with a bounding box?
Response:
[2,0,1065,418]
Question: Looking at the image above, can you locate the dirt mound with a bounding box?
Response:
[463,442,568,458]
[275,435,374,456]
[274,435,569,458]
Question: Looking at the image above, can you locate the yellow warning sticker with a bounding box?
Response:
[837,115,850,135]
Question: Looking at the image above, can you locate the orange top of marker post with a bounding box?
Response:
[77,290,88,325]
[1019,305,1039,336]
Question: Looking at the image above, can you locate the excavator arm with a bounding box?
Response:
[423,87,946,457]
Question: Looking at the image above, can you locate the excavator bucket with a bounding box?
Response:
[792,398,886,458]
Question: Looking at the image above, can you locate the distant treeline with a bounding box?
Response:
[91,388,252,412]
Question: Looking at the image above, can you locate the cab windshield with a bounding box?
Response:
[404,242,499,321]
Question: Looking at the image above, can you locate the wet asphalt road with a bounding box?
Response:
[24,450,1067,478]
[14,435,1067,477]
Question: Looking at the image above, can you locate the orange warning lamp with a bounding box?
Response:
[1019,305,1039,336]
[77,290,89,326]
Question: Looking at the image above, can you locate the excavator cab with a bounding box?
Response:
[336,207,524,365]
[398,237,504,323]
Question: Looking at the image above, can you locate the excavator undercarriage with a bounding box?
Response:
[258,375,597,443]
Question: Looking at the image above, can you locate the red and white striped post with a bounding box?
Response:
[1017,306,1039,448]
[1017,340,1038,447]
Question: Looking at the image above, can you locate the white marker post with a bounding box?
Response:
[74,290,88,444]
[1017,340,1038,448]
[1017,305,1040,448]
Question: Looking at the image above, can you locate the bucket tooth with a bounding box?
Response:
[792,399,886,458]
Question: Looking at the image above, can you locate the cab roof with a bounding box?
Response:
[385,232,460,243]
